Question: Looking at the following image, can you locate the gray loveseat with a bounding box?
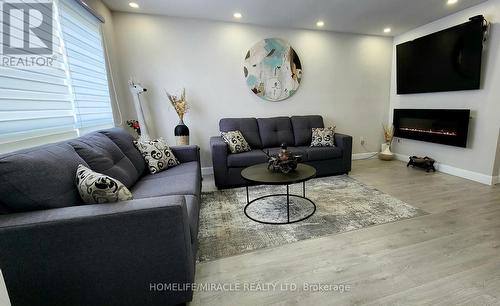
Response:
[0,128,201,306]
[210,115,352,189]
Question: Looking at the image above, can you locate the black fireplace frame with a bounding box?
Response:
[393,109,470,148]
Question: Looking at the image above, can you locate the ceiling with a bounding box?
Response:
[102,0,488,36]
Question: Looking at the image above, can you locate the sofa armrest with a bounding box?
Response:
[334,133,352,150]
[0,196,194,306]
[170,145,200,164]
[210,136,229,187]
[335,133,353,172]
[210,136,228,165]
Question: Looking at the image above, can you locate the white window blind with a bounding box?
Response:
[58,0,114,135]
[0,1,77,153]
[0,0,114,153]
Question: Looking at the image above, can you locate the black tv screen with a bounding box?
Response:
[397,16,485,94]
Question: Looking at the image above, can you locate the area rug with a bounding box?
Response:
[197,175,427,262]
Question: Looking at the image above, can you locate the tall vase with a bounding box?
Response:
[174,118,190,145]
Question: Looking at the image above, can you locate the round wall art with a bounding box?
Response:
[243,38,302,102]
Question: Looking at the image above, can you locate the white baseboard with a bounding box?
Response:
[352,152,379,160]
[394,153,496,186]
[202,167,214,176]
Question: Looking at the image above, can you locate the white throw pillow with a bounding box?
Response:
[76,165,133,204]
[133,138,179,174]
[221,130,252,154]
[311,127,336,147]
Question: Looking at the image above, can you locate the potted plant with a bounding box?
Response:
[166,88,190,145]
[126,119,141,138]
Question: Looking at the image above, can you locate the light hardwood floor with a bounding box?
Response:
[191,159,500,306]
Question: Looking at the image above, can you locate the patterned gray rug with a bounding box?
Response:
[198,175,427,262]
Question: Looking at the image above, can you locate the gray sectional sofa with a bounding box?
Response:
[210,115,353,189]
[0,128,201,306]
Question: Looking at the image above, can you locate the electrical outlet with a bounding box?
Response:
[360,137,365,145]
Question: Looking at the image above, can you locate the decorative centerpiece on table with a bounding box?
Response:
[379,123,394,161]
[126,119,141,138]
[266,143,302,173]
[166,88,190,145]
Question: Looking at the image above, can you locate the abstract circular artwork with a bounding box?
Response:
[243,38,302,102]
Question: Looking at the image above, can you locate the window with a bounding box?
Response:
[59,0,114,135]
[0,0,114,153]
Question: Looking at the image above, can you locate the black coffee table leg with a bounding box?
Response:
[244,182,316,225]
[286,184,290,223]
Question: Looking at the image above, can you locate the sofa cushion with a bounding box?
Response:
[220,118,262,148]
[69,132,139,188]
[227,150,268,167]
[131,162,201,198]
[291,115,324,146]
[302,146,342,161]
[76,165,133,204]
[0,203,9,214]
[257,117,295,148]
[0,143,88,212]
[138,161,198,183]
[185,195,200,243]
[98,128,146,176]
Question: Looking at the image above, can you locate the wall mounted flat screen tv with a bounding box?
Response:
[397,16,486,94]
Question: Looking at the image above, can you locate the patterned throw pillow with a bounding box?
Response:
[76,165,133,204]
[311,127,336,147]
[133,138,179,174]
[221,130,252,154]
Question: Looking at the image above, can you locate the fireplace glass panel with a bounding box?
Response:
[393,109,470,147]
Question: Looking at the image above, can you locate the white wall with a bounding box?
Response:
[494,128,500,177]
[111,13,393,167]
[0,270,10,306]
[389,0,500,183]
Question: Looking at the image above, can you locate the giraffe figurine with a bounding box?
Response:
[128,80,150,141]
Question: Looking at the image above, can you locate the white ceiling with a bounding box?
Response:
[102,0,488,36]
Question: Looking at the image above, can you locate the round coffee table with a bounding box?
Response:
[241,163,317,225]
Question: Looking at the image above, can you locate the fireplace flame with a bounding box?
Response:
[400,127,457,136]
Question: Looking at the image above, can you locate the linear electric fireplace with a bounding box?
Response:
[393,109,470,147]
